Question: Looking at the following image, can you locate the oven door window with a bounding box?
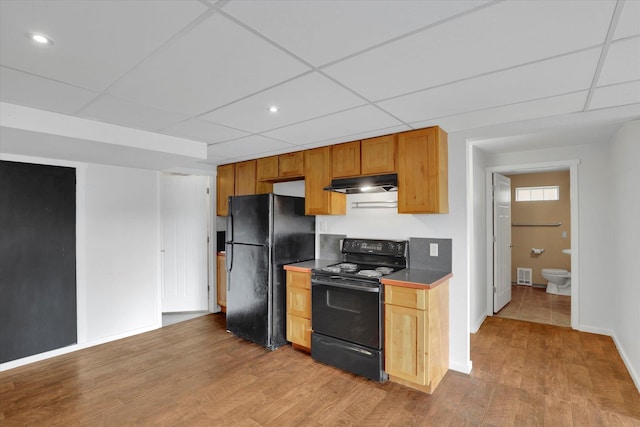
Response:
[312,283,382,349]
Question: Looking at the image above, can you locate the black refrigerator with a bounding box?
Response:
[225,194,315,350]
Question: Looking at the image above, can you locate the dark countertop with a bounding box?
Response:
[283,259,340,273]
[381,269,452,289]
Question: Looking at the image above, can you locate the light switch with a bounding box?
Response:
[430,243,439,257]
[562,231,567,238]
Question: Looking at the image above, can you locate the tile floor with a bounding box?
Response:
[495,284,571,327]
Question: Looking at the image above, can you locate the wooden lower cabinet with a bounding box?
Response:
[384,281,449,393]
[216,253,226,311]
[285,270,312,351]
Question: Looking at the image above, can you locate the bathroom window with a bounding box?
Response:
[515,185,559,202]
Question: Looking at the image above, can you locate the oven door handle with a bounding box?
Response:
[311,278,380,293]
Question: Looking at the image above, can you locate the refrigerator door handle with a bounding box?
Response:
[227,211,233,243]
[225,243,232,270]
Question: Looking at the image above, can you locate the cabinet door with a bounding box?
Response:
[279,152,304,178]
[304,147,346,215]
[216,164,235,216]
[397,127,448,214]
[361,135,396,175]
[235,160,257,196]
[385,304,427,385]
[216,254,227,308]
[287,286,310,318]
[331,141,361,178]
[257,156,279,181]
[286,315,311,349]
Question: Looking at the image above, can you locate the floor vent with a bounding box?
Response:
[517,268,532,285]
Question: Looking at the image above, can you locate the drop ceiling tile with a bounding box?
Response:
[597,38,640,86]
[0,0,206,91]
[301,125,412,149]
[589,81,640,110]
[78,94,188,132]
[411,92,588,133]
[221,0,489,66]
[0,66,98,114]
[378,48,600,124]
[207,135,296,159]
[162,118,250,145]
[262,105,403,145]
[109,13,310,116]
[264,105,401,145]
[614,1,640,40]
[324,0,614,101]
[200,72,366,133]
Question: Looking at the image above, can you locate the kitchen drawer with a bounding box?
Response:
[287,270,311,289]
[385,285,426,310]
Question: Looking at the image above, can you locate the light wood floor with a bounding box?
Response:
[1,314,638,426]
[496,284,571,327]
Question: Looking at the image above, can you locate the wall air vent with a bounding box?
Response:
[517,268,532,286]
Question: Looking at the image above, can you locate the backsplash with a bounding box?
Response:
[409,237,452,272]
[318,233,346,259]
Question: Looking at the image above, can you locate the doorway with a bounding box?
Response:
[486,161,579,328]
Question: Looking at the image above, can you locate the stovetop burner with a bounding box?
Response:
[356,270,383,278]
[320,262,401,278]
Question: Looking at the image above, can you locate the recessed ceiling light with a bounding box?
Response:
[269,106,279,113]
[28,32,54,45]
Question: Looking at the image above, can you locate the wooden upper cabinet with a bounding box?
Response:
[331,141,361,178]
[216,163,235,216]
[361,134,397,175]
[257,156,279,181]
[235,160,257,196]
[397,127,448,214]
[304,146,346,215]
[279,152,304,178]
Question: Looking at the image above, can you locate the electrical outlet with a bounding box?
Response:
[430,243,439,257]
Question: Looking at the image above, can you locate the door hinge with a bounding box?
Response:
[207,236,210,243]
[493,235,497,242]
[493,287,497,294]
[206,187,210,194]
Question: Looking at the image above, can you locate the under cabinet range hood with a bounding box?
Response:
[324,173,398,194]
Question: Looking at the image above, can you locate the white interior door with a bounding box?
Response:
[493,173,512,313]
[161,174,209,313]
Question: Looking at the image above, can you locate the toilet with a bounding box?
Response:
[541,268,571,296]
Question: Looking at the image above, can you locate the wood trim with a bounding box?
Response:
[381,273,453,289]
[283,265,313,273]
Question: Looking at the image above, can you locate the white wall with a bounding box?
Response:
[0,155,160,371]
[84,164,159,341]
[320,137,472,374]
[469,144,488,332]
[609,120,640,389]
[480,142,613,334]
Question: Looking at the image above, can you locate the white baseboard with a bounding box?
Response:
[449,359,473,375]
[471,314,487,334]
[577,324,613,336]
[0,323,161,372]
[612,332,640,393]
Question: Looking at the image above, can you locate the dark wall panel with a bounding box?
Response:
[0,160,77,363]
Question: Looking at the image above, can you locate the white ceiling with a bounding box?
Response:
[1,0,639,172]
